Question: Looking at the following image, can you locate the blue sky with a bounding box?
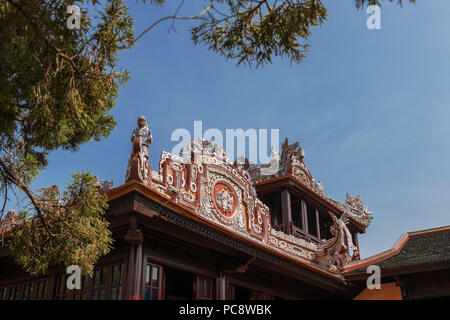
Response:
[31,0,450,258]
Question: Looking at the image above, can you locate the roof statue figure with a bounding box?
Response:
[125,115,153,185]
[131,115,153,158]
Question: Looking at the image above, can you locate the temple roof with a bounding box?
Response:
[343,225,450,275]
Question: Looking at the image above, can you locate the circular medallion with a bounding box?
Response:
[213,181,238,218]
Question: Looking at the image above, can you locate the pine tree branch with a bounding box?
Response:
[0,158,56,237]
[133,0,215,43]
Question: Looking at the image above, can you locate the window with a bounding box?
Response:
[144,263,162,300]
[196,276,213,300]
[21,279,47,300]
[36,279,48,299]
[0,279,49,300]
[91,267,107,300]
[109,263,124,300]
[0,287,7,300]
[56,274,88,300]
[21,282,33,300]
[8,285,18,300]
[0,286,19,300]
[55,274,69,300]
[55,262,125,300]
[72,275,89,300]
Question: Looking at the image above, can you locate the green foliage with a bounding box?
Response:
[0,0,133,275]
[192,0,328,67]
[9,172,112,276]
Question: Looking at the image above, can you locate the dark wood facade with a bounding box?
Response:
[0,182,360,300]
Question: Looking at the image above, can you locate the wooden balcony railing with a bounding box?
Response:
[272,222,323,245]
[290,223,322,245]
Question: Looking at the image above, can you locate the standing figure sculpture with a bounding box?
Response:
[125,115,153,185]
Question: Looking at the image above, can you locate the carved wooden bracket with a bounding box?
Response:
[124,215,143,244]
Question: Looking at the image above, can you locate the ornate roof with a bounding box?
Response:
[246,138,324,195]
[134,138,371,273]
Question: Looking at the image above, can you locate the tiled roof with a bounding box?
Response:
[343,226,450,274]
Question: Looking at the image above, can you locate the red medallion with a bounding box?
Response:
[213,182,237,218]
